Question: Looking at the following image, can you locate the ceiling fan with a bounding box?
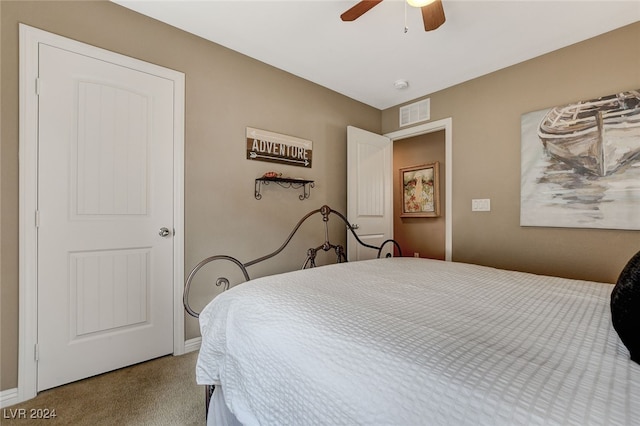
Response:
[340,0,446,32]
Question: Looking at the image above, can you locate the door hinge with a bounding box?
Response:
[34,344,39,362]
[35,78,41,96]
[35,210,40,228]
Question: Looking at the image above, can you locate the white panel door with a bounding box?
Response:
[37,44,174,391]
[346,126,393,261]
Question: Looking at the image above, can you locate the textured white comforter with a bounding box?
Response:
[197,258,640,425]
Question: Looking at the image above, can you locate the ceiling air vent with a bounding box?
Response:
[399,99,430,127]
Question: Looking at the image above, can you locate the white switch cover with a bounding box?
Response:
[472,199,491,211]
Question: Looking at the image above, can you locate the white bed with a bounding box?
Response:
[196,257,640,425]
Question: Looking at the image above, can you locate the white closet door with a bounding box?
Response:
[37,43,175,391]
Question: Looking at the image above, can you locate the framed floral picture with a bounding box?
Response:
[400,162,440,218]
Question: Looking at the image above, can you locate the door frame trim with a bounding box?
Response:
[385,118,453,261]
[18,24,185,403]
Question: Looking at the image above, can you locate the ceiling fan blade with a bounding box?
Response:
[340,0,383,22]
[421,0,446,31]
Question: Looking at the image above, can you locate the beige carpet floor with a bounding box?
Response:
[2,351,205,425]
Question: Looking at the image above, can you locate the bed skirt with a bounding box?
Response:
[208,386,242,426]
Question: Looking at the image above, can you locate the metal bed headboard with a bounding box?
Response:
[183,205,401,318]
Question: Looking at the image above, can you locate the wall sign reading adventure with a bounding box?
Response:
[246,127,313,168]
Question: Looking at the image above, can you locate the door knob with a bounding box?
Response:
[159,227,172,237]
[350,223,359,230]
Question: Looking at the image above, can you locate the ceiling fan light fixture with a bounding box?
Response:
[406,0,436,8]
[341,0,445,32]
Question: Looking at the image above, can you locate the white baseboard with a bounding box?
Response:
[0,388,19,409]
[184,337,201,353]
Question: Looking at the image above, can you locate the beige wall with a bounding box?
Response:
[393,132,446,260]
[383,21,640,284]
[0,1,380,391]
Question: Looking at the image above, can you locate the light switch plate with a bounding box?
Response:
[472,199,491,212]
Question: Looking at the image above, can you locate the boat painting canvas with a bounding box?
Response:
[521,89,640,230]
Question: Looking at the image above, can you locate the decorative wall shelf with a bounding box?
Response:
[255,177,315,200]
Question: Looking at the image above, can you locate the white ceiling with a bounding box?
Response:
[112,0,640,110]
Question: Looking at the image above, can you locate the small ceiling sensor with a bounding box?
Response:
[394,79,409,90]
